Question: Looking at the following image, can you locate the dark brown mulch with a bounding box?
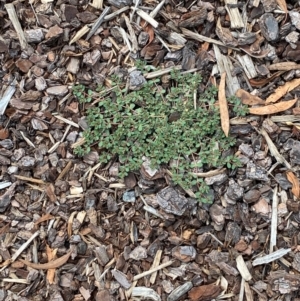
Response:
[1,0,300,300]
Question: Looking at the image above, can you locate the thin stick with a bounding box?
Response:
[5,4,28,49]
[252,248,291,266]
[53,114,79,128]
[105,6,129,21]
[12,231,40,262]
[192,168,226,177]
[133,260,174,281]
[14,175,45,185]
[86,7,111,41]
[238,277,245,301]
[134,8,158,28]
[56,161,73,181]
[270,186,278,253]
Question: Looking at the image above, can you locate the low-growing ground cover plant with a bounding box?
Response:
[73,63,248,202]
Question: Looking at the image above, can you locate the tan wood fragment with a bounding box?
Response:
[270,186,278,253]
[91,0,103,9]
[145,65,182,79]
[5,4,28,49]
[20,131,35,148]
[69,25,90,45]
[105,6,130,21]
[53,114,79,128]
[118,27,132,51]
[192,168,227,178]
[236,255,252,281]
[271,115,300,123]
[238,278,246,301]
[182,28,228,48]
[268,62,300,71]
[134,8,158,28]
[2,278,29,284]
[150,250,162,284]
[244,281,254,301]
[225,0,245,28]
[214,45,240,96]
[56,161,73,181]
[252,248,291,266]
[150,0,165,18]
[14,175,46,184]
[133,260,174,281]
[236,55,257,79]
[68,211,77,237]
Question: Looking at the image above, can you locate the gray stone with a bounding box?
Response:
[129,246,147,260]
[157,187,188,216]
[77,241,87,255]
[244,189,261,203]
[205,173,228,186]
[225,179,243,202]
[171,246,197,262]
[46,85,68,96]
[246,161,269,181]
[239,143,254,157]
[123,191,136,202]
[18,156,35,169]
[129,70,146,90]
[84,194,96,210]
[290,141,300,165]
[290,11,300,31]
[275,173,292,190]
[259,13,279,41]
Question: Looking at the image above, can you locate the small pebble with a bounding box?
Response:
[123,191,136,202]
[77,241,87,255]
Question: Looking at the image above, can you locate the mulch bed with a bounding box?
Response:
[1,0,300,300]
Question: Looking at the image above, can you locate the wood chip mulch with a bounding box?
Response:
[1,0,300,300]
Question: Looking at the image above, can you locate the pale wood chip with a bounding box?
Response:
[5,4,28,49]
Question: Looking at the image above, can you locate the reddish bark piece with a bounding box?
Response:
[15,59,33,73]
[0,129,9,140]
[188,284,222,301]
[45,25,63,39]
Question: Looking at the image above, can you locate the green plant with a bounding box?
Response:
[73,67,248,203]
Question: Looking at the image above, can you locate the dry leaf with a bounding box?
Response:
[293,107,300,115]
[235,89,265,105]
[287,171,300,199]
[249,98,297,115]
[45,183,57,202]
[266,78,300,104]
[34,214,54,226]
[46,244,57,284]
[19,247,73,270]
[189,284,223,301]
[276,0,287,13]
[0,223,10,235]
[276,0,287,23]
[249,71,285,87]
[218,72,229,137]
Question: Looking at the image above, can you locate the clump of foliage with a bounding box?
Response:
[73,64,248,202]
